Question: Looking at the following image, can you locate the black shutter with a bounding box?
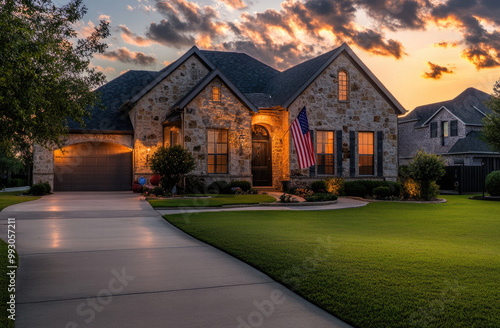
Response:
[337,130,343,176]
[377,131,383,177]
[350,131,355,177]
[309,132,315,177]
[450,120,458,136]
[430,122,437,138]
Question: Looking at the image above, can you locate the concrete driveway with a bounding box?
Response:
[0,192,352,328]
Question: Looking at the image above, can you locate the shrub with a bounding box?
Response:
[207,180,229,194]
[344,181,370,197]
[28,182,50,196]
[408,150,445,200]
[485,171,500,196]
[311,180,327,193]
[401,178,420,199]
[185,175,206,194]
[248,188,259,195]
[373,186,391,199]
[387,181,401,197]
[230,180,251,192]
[279,194,297,203]
[304,193,338,202]
[149,145,196,193]
[324,177,344,195]
[151,186,165,197]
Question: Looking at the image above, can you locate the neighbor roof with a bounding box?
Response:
[448,131,497,154]
[68,70,158,132]
[400,88,492,127]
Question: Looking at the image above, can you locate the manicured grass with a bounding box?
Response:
[0,191,40,211]
[148,194,276,207]
[0,191,38,328]
[165,195,500,328]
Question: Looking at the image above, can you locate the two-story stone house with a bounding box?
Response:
[398,87,499,166]
[33,43,405,191]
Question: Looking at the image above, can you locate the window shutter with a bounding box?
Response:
[430,122,437,138]
[309,132,315,177]
[350,131,355,177]
[450,120,458,136]
[377,131,383,177]
[336,130,343,176]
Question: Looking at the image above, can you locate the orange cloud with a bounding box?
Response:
[118,25,157,47]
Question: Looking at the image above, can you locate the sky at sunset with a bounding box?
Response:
[69,0,500,112]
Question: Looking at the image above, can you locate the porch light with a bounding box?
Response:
[146,148,151,162]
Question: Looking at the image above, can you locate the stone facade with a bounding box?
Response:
[33,133,133,188]
[289,53,399,185]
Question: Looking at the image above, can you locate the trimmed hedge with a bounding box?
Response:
[304,193,338,202]
[311,180,327,193]
[343,180,400,198]
[485,171,500,196]
[373,186,391,199]
[229,180,251,192]
[26,182,51,196]
[207,180,230,194]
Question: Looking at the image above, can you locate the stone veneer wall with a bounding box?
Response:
[252,109,289,188]
[288,52,399,186]
[131,56,209,182]
[183,78,253,186]
[33,133,133,188]
[398,108,467,165]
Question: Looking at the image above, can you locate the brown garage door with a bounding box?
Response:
[54,142,132,191]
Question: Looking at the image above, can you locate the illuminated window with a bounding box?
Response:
[317,131,334,175]
[207,129,228,174]
[359,132,374,175]
[163,126,181,148]
[212,86,221,102]
[339,70,349,101]
[442,121,449,137]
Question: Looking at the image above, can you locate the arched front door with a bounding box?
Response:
[252,125,272,186]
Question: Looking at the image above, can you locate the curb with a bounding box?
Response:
[154,199,338,210]
[345,196,447,204]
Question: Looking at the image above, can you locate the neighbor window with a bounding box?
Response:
[442,121,449,138]
[430,122,437,138]
[317,131,334,175]
[207,129,228,174]
[450,120,458,136]
[359,132,374,175]
[163,126,181,148]
[338,70,349,101]
[212,86,221,102]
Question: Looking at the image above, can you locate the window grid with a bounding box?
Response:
[358,132,374,176]
[207,129,228,174]
[163,126,181,148]
[339,70,349,101]
[317,131,335,175]
[212,86,221,102]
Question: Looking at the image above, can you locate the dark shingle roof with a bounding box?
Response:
[263,48,340,107]
[448,131,496,153]
[401,88,492,127]
[68,70,158,131]
[199,50,279,94]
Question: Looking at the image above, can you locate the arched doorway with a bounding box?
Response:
[54,142,132,191]
[252,125,272,186]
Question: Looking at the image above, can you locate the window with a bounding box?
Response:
[212,86,221,102]
[450,120,458,136]
[163,126,181,148]
[317,131,334,175]
[358,132,374,175]
[338,70,349,101]
[430,122,438,138]
[442,121,449,137]
[207,129,228,174]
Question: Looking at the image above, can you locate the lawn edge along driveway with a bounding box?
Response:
[148,194,276,208]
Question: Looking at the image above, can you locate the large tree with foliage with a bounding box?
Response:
[482,79,500,152]
[0,0,109,152]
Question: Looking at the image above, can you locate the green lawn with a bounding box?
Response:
[148,194,276,207]
[165,195,500,328]
[0,191,39,328]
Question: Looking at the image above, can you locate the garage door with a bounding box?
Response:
[54,142,132,191]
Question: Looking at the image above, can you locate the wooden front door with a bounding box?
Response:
[252,125,272,186]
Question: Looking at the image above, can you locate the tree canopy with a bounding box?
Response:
[482,80,500,152]
[0,0,109,152]
[149,146,196,193]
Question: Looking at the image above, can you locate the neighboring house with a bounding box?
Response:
[33,43,405,191]
[398,87,500,166]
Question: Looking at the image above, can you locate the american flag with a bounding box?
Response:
[291,107,316,169]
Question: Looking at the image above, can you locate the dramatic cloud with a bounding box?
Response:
[435,41,459,48]
[118,25,157,47]
[219,0,247,10]
[423,62,454,79]
[100,47,157,66]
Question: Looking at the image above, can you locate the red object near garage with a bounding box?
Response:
[150,175,160,186]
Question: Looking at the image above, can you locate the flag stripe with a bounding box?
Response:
[291,107,316,169]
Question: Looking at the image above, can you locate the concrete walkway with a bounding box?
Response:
[0,186,29,193]
[1,192,355,328]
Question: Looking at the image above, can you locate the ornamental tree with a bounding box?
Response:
[408,150,445,200]
[482,79,500,152]
[149,146,196,193]
[0,0,110,153]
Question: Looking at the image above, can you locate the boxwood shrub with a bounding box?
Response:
[344,180,401,198]
[311,180,327,193]
[229,180,251,192]
[304,193,338,202]
[485,171,500,196]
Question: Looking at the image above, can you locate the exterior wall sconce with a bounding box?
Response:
[146,148,151,163]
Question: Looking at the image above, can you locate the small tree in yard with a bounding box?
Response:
[408,150,445,200]
[482,79,500,152]
[149,146,196,194]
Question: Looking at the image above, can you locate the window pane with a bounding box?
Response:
[443,121,449,137]
[339,70,349,101]
[358,132,374,175]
